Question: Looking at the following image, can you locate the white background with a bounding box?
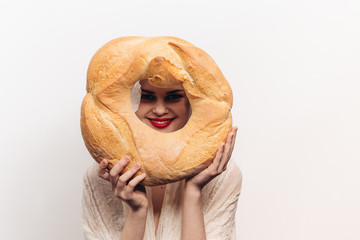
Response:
[1,0,359,239]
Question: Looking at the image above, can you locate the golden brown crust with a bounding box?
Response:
[80,36,233,186]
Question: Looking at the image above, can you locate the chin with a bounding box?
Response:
[159,126,178,133]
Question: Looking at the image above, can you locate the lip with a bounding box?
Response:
[147,117,175,129]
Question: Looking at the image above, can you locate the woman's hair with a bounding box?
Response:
[131,81,142,112]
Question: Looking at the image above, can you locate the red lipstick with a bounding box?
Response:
[147,118,174,128]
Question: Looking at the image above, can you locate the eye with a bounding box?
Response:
[141,94,156,102]
[166,94,184,102]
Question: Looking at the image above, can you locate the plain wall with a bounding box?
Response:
[1,0,359,239]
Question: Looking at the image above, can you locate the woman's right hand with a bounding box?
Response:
[98,156,148,211]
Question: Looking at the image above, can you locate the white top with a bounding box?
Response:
[81,161,242,240]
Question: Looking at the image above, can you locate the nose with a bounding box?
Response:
[152,100,169,115]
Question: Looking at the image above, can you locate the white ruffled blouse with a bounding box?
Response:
[82,160,242,240]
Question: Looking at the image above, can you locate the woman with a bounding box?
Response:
[82,80,242,240]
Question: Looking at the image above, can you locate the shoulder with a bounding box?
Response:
[82,163,125,221]
[82,163,113,200]
[202,159,243,200]
[82,163,125,238]
[201,159,242,226]
[83,163,102,188]
[215,160,242,188]
[221,160,242,195]
[227,161,242,190]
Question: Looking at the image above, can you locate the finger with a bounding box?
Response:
[115,173,146,202]
[230,127,238,153]
[110,156,130,189]
[218,131,234,171]
[118,163,142,188]
[210,143,225,172]
[98,159,110,181]
[125,173,146,192]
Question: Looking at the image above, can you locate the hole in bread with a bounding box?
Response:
[131,79,192,133]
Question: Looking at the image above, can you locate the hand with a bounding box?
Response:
[185,126,238,191]
[98,156,148,211]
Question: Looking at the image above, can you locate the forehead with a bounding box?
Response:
[139,79,184,93]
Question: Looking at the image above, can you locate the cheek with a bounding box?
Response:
[135,110,142,119]
[135,103,149,119]
[175,101,190,119]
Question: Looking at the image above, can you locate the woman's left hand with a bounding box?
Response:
[185,126,238,191]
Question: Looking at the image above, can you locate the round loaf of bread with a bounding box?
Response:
[81,36,233,186]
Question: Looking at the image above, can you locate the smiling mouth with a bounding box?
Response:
[147,118,175,128]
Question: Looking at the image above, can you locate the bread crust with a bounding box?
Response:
[81,36,232,186]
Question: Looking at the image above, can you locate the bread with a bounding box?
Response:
[80,36,233,186]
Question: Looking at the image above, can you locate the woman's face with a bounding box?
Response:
[135,80,191,133]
